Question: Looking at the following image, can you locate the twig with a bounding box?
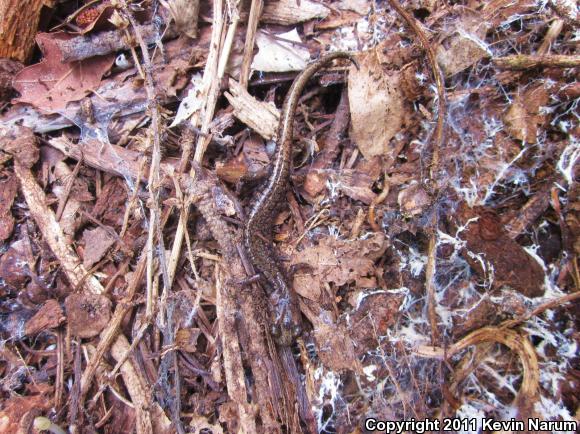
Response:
[110,334,153,434]
[239,0,263,88]
[120,156,147,237]
[368,176,390,233]
[537,19,564,55]
[55,330,65,410]
[493,54,580,70]
[387,0,445,178]
[501,290,580,329]
[217,8,240,80]
[56,157,83,221]
[79,254,146,404]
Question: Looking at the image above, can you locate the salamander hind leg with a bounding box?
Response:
[267,273,302,346]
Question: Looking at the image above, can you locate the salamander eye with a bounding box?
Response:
[292,324,302,338]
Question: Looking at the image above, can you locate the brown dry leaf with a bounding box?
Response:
[13,32,115,113]
[306,138,382,202]
[458,205,545,297]
[2,35,197,133]
[0,240,30,288]
[348,292,404,356]
[0,125,39,168]
[302,168,329,199]
[398,182,431,217]
[503,85,550,144]
[82,227,116,268]
[242,135,269,172]
[348,51,406,159]
[216,153,247,184]
[24,299,65,335]
[216,135,268,184]
[328,168,377,204]
[176,328,201,352]
[65,293,112,338]
[252,29,310,73]
[503,93,536,143]
[291,233,385,301]
[0,172,18,241]
[437,32,491,76]
[312,313,362,372]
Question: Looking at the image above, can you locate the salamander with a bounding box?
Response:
[243,51,356,345]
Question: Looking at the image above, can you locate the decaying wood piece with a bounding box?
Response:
[493,54,580,70]
[225,78,280,140]
[0,0,51,62]
[261,0,329,25]
[215,269,257,433]
[165,0,226,292]
[78,255,146,407]
[48,136,178,184]
[46,129,311,432]
[55,23,177,62]
[110,334,154,434]
[505,178,561,238]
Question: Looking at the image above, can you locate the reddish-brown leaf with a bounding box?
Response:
[13,32,114,113]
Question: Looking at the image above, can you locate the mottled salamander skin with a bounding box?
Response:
[243,52,356,346]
